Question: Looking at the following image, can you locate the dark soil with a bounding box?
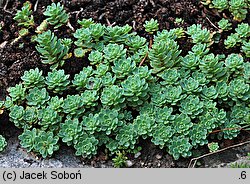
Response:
[0,0,250,168]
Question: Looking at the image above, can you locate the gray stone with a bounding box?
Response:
[134,152,141,158]
[125,160,134,167]
[155,154,162,160]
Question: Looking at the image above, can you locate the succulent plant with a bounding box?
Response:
[192,43,210,57]
[181,54,200,70]
[26,87,50,108]
[38,107,62,130]
[180,77,202,94]
[112,58,136,79]
[13,1,34,28]
[208,142,219,152]
[180,95,204,119]
[58,118,83,146]
[168,136,192,160]
[235,23,250,38]
[73,27,92,48]
[88,50,103,65]
[199,111,218,132]
[33,130,59,158]
[164,85,184,105]
[21,68,45,89]
[229,0,248,21]
[81,90,99,108]
[132,66,153,80]
[23,107,38,129]
[151,123,174,148]
[0,135,7,152]
[126,35,147,52]
[186,24,213,45]
[35,30,70,69]
[189,124,208,147]
[74,134,99,158]
[174,113,193,135]
[116,124,138,149]
[72,68,93,91]
[155,106,174,124]
[3,97,14,109]
[149,38,181,73]
[203,100,218,112]
[47,96,64,113]
[139,102,157,117]
[85,77,102,91]
[223,120,241,139]
[96,108,122,135]
[199,53,227,81]
[144,19,159,34]
[229,78,249,101]
[18,128,37,152]
[81,113,99,134]
[45,69,70,94]
[104,24,132,43]
[154,29,177,42]
[218,18,232,31]
[169,28,185,38]
[242,41,250,58]
[9,105,25,128]
[158,68,180,85]
[44,2,69,28]
[121,74,149,107]
[211,0,229,11]
[101,85,125,107]
[89,23,105,41]
[230,104,249,122]
[94,63,109,77]
[103,43,126,63]
[78,18,94,28]
[151,87,168,107]
[63,94,85,117]
[192,71,208,86]
[101,72,116,87]
[112,151,128,168]
[7,84,26,103]
[201,85,218,100]
[133,114,156,139]
[225,54,244,75]
[216,81,229,101]
[224,33,241,49]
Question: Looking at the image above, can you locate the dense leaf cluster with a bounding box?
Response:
[0,135,7,152]
[5,2,250,160]
[203,0,250,21]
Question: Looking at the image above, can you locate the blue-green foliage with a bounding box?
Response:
[13,1,34,28]
[35,30,71,69]
[207,0,250,21]
[224,22,250,53]
[3,15,250,161]
[0,135,7,152]
[43,2,69,28]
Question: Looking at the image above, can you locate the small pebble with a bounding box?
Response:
[156,154,162,160]
[236,154,241,158]
[157,163,161,167]
[134,152,141,158]
[125,160,134,167]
